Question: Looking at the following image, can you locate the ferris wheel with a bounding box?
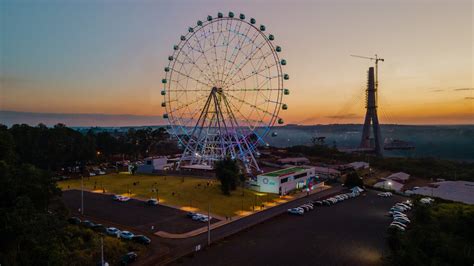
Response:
[161,11,289,173]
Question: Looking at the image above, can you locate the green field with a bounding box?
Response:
[58,173,281,217]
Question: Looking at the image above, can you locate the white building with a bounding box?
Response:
[253,166,324,195]
[374,180,404,192]
[407,181,474,205]
[384,172,410,183]
[136,156,173,173]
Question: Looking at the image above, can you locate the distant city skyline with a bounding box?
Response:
[1,0,473,126]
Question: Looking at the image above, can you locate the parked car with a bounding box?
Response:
[389,223,406,231]
[68,217,81,225]
[392,212,408,218]
[199,216,211,222]
[395,203,411,209]
[82,220,96,228]
[132,235,151,245]
[394,218,410,224]
[113,195,122,201]
[299,205,310,212]
[121,252,138,265]
[288,208,304,215]
[92,224,106,233]
[314,201,323,206]
[420,197,434,204]
[391,221,407,228]
[118,196,130,202]
[146,199,158,206]
[106,227,121,237]
[120,231,134,240]
[186,212,197,218]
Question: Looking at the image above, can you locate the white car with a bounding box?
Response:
[106,227,121,237]
[394,218,410,224]
[120,231,134,240]
[118,196,130,202]
[393,212,409,218]
[192,214,205,221]
[391,221,407,228]
[395,203,411,209]
[199,216,211,222]
[420,197,435,204]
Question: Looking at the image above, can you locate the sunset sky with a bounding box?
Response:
[1,0,472,126]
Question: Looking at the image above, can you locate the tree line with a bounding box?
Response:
[0,123,179,172]
[0,123,154,265]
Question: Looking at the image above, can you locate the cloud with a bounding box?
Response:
[465,97,474,100]
[454,88,474,91]
[431,89,444,92]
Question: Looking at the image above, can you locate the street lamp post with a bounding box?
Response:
[100,235,104,266]
[207,203,211,246]
[81,175,84,216]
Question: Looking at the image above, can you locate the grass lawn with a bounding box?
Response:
[58,173,281,217]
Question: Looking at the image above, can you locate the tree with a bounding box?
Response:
[214,158,242,195]
[344,171,364,188]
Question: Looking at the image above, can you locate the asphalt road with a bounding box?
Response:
[62,190,218,234]
[172,190,406,266]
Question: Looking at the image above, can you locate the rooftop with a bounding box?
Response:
[263,166,309,177]
[409,181,474,205]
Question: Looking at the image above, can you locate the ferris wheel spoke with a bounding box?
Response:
[170,69,213,88]
[192,30,219,84]
[223,23,255,84]
[224,88,281,92]
[223,40,272,87]
[219,19,234,85]
[225,96,265,126]
[225,93,277,118]
[179,45,215,85]
[221,31,264,85]
[225,61,279,88]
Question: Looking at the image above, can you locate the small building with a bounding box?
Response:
[136,156,173,173]
[374,180,404,192]
[311,166,341,179]
[406,181,474,205]
[277,157,310,165]
[253,166,324,195]
[384,172,410,183]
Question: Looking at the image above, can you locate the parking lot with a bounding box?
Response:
[175,189,406,266]
[62,190,220,234]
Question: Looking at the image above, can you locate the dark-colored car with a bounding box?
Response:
[146,199,158,206]
[132,235,151,245]
[81,220,95,228]
[186,212,196,218]
[68,217,81,225]
[121,252,138,265]
[92,223,106,232]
